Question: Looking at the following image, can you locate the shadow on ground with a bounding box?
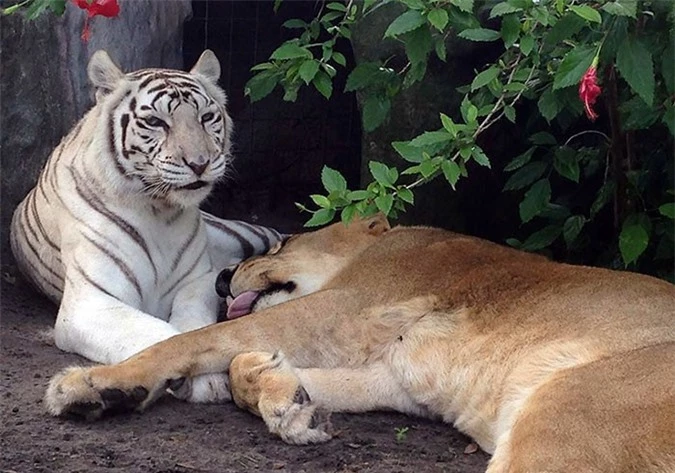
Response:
[0,278,489,473]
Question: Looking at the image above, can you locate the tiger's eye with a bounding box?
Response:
[201,112,215,123]
[145,116,167,128]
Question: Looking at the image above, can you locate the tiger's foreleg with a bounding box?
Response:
[169,269,231,403]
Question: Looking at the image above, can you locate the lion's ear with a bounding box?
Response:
[362,213,390,236]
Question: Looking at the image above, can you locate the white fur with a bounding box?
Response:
[10,50,281,402]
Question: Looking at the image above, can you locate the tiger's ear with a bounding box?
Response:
[87,50,123,101]
[190,50,221,84]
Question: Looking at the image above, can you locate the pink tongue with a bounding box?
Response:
[226,291,259,319]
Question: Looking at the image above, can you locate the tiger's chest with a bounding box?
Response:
[65,203,213,318]
[137,208,213,316]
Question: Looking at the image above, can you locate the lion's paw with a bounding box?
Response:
[230,351,332,445]
[45,366,150,420]
[269,397,333,445]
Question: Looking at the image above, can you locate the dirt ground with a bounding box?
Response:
[0,277,489,473]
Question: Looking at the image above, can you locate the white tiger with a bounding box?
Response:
[10,50,282,402]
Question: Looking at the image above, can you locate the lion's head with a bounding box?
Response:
[218,214,391,319]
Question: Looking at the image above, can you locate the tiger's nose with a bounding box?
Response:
[216,265,237,297]
[183,157,209,176]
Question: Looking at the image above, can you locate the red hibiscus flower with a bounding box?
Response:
[579,64,602,122]
[72,0,120,41]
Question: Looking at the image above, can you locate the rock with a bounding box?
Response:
[0,0,191,260]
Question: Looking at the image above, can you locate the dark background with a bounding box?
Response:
[184,0,362,233]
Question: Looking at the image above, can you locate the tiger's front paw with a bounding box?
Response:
[230,351,332,445]
[167,373,232,403]
[45,365,156,420]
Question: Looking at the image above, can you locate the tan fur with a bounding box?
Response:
[46,215,675,472]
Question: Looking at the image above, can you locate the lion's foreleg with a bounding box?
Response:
[229,352,422,445]
[46,290,362,418]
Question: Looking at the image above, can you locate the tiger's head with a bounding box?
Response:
[88,50,232,207]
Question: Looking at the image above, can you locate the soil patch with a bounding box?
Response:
[0,279,489,473]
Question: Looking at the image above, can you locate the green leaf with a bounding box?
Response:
[500,14,520,48]
[427,8,449,31]
[310,194,332,208]
[403,25,433,66]
[321,166,347,192]
[553,146,580,183]
[619,222,649,265]
[362,96,391,132]
[409,130,452,147]
[519,179,551,223]
[529,131,557,145]
[490,2,522,18]
[25,0,49,20]
[569,5,602,23]
[345,62,381,92]
[458,28,501,42]
[384,10,426,38]
[471,65,500,92]
[370,161,397,187]
[601,0,637,18]
[506,238,522,248]
[545,13,585,45]
[620,95,660,130]
[298,60,320,84]
[553,46,596,90]
[348,190,370,201]
[563,215,586,245]
[392,141,424,163]
[504,105,516,123]
[520,34,534,55]
[538,88,563,122]
[504,147,535,172]
[503,161,547,190]
[521,225,563,251]
[270,43,312,60]
[375,194,394,214]
[659,203,675,219]
[400,0,426,9]
[341,205,357,224]
[435,36,447,61]
[450,0,474,13]
[441,160,461,189]
[662,42,675,95]
[326,2,347,11]
[250,62,274,72]
[440,113,458,137]
[333,52,347,67]
[616,37,655,106]
[48,0,66,15]
[590,181,616,217]
[397,187,415,204]
[305,208,336,227]
[471,146,491,168]
[283,19,308,29]
[313,70,333,99]
[245,71,280,102]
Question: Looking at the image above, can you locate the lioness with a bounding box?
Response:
[46,215,675,472]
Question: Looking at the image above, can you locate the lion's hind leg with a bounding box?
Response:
[229,352,421,445]
[492,342,675,473]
